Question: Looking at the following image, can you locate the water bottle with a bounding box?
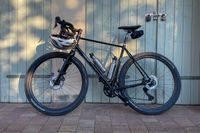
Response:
[90,53,106,73]
[107,56,117,80]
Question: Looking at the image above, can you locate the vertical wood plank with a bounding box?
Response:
[42,0,52,103]
[145,0,157,52]
[114,0,129,103]
[85,0,94,102]
[92,0,103,103]
[43,0,52,54]
[119,0,129,55]
[196,0,200,104]
[110,0,120,103]
[101,0,111,103]
[0,0,11,102]
[134,0,146,103]
[146,0,158,104]
[137,0,146,53]
[126,0,138,104]
[18,0,28,103]
[9,0,18,102]
[157,0,167,104]
[157,0,166,54]
[190,0,200,104]
[164,0,175,61]
[128,0,137,55]
[173,0,184,104]
[181,0,192,104]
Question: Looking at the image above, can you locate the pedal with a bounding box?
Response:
[143,87,154,101]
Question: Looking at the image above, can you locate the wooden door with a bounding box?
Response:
[85,0,157,103]
[85,0,200,104]
[157,0,200,104]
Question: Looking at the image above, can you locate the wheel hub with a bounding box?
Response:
[49,76,64,90]
[145,75,158,90]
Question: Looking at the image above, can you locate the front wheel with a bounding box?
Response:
[119,52,181,115]
[25,52,88,116]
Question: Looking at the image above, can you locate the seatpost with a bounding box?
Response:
[123,32,130,45]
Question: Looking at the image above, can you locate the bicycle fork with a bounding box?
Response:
[53,50,75,85]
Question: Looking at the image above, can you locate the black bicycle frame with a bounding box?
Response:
[73,36,149,90]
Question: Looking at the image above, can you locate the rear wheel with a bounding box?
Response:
[25,52,88,116]
[119,52,181,115]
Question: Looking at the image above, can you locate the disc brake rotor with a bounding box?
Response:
[49,76,64,90]
[145,75,158,90]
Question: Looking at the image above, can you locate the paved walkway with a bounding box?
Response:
[0,103,200,133]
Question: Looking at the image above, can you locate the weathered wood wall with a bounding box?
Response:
[0,0,199,104]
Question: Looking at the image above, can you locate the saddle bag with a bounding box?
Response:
[130,30,144,39]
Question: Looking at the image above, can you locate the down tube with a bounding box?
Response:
[75,46,109,84]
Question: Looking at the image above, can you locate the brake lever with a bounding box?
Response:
[53,16,76,35]
[53,16,61,29]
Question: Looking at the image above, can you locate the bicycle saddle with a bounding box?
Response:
[118,25,141,32]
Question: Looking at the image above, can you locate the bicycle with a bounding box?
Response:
[24,16,181,116]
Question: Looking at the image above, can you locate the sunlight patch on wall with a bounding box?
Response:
[27,16,49,29]
[0,16,49,62]
[147,0,157,7]
[10,78,20,96]
[0,37,16,49]
[65,0,79,9]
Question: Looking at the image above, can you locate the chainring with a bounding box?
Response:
[103,86,117,98]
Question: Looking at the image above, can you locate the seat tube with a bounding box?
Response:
[123,32,129,45]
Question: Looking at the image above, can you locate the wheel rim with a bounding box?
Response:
[29,57,83,110]
[124,57,176,111]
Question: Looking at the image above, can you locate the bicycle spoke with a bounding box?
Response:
[122,54,180,114]
[30,56,83,110]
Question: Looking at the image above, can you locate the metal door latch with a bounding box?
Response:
[145,12,167,22]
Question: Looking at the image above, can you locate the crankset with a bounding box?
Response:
[103,86,117,98]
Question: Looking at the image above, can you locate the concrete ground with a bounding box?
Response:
[0,103,200,133]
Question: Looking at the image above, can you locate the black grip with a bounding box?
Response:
[55,16,61,22]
